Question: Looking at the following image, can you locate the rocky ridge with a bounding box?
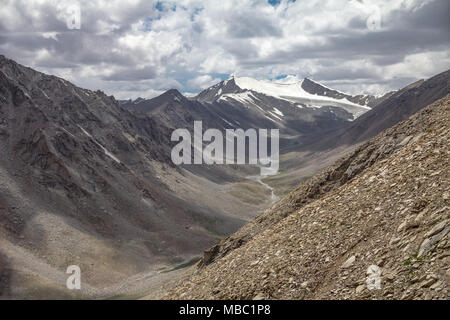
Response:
[196,74,450,268]
[162,95,450,299]
[0,55,268,299]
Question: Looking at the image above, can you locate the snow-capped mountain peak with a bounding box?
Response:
[232,76,310,100]
[196,76,371,120]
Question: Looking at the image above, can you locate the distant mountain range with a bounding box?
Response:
[163,94,450,300]
[0,54,448,299]
[308,70,450,150]
[0,55,267,298]
[120,76,395,149]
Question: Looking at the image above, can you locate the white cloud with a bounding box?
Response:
[186,75,222,91]
[0,0,448,98]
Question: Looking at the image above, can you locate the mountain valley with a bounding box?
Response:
[0,55,448,299]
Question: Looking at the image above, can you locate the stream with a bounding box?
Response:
[247,174,279,202]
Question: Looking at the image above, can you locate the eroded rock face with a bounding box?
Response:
[0,56,257,299]
[194,72,450,269]
[163,96,450,300]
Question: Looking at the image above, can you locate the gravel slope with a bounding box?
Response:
[162,95,449,300]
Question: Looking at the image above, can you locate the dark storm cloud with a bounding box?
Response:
[312,67,379,81]
[225,40,260,59]
[102,66,157,81]
[226,14,282,38]
[48,32,134,66]
[0,34,57,51]
[241,1,450,66]
[389,0,450,31]
[0,1,66,33]
[0,0,448,98]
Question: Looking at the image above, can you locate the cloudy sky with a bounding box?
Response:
[1,0,449,99]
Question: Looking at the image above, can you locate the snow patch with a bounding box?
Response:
[218,91,256,105]
[264,115,277,122]
[102,147,121,164]
[272,107,284,117]
[61,128,75,138]
[78,126,121,163]
[232,76,369,118]
[234,76,310,100]
[220,117,234,127]
[39,88,50,99]
[267,111,282,121]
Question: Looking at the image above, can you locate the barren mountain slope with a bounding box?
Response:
[123,76,375,151]
[299,78,395,107]
[0,56,271,299]
[310,70,450,151]
[269,70,450,198]
[163,95,449,299]
[192,80,450,269]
